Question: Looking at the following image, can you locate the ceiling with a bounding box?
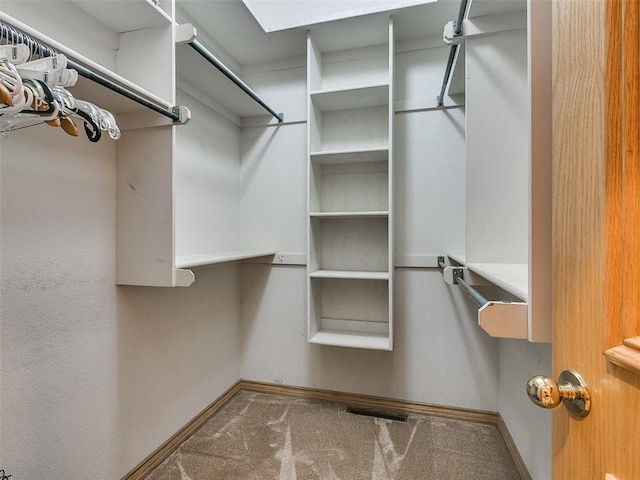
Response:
[240,0,438,33]
[176,0,461,67]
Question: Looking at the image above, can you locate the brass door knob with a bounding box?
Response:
[526,369,591,417]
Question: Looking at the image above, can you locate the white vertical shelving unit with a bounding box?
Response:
[445,0,551,343]
[306,19,394,351]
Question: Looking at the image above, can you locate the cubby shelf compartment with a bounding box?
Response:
[310,83,389,111]
[308,276,391,351]
[310,104,389,153]
[310,217,389,272]
[310,160,389,214]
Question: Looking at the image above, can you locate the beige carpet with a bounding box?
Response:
[145,390,522,479]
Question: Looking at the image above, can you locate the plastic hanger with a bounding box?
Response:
[0,82,12,106]
[0,44,30,64]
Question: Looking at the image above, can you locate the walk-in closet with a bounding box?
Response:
[0,0,553,478]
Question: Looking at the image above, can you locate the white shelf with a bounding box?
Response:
[309,329,391,351]
[307,20,394,350]
[0,12,174,118]
[309,211,388,218]
[310,83,389,111]
[457,0,551,342]
[310,270,389,280]
[467,0,527,19]
[70,0,172,33]
[310,147,389,164]
[447,253,466,265]
[175,251,276,269]
[466,263,528,301]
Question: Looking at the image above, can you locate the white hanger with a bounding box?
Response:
[0,44,30,64]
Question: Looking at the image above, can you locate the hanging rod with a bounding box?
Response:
[188,39,284,123]
[438,256,488,307]
[437,0,469,107]
[182,33,284,123]
[0,21,185,123]
[455,276,488,307]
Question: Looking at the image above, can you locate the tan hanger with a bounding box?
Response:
[0,83,13,106]
[60,116,78,136]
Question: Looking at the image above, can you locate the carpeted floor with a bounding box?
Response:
[145,390,522,479]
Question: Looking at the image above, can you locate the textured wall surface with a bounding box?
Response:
[0,108,244,478]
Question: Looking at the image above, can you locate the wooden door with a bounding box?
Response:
[553,0,640,478]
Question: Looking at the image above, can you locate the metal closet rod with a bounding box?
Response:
[188,38,284,123]
[0,21,182,122]
[438,257,488,307]
[436,0,469,107]
[456,276,488,307]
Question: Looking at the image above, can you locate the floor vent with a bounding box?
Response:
[346,407,408,422]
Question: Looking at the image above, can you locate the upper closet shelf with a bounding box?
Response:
[310,83,389,111]
[0,12,187,124]
[466,263,528,301]
[70,0,172,32]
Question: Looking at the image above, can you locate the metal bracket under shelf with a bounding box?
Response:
[439,255,528,339]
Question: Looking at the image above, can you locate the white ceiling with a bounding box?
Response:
[240,0,438,33]
[176,0,461,67]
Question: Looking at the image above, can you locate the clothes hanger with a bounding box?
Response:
[0,25,119,141]
[50,86,79,136]
[0,60,27,108]
[0,82,13,106]
[74,100,101,142]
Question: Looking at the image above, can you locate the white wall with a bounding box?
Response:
[499,339,552,480]
[241,264,500,409]
[0,108,244,478]
[175,89,243,256]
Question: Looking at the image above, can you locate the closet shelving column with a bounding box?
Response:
[111,0,189,287]
[306,19,394,351]
[445,0,551,342]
